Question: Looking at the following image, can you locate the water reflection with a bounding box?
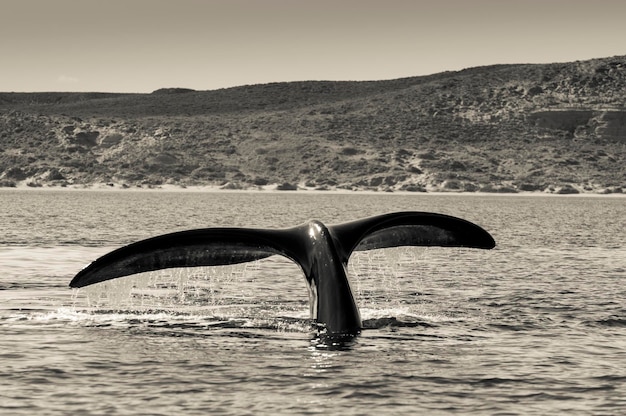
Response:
[307,348,339,373]
[310,332,359,351]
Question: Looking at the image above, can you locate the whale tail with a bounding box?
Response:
[70,211,495,334]
[70,211,494,288]
[328,211,495,263]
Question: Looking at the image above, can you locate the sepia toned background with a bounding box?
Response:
[2,0,626,93]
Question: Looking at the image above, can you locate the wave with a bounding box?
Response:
[589,316,626,327]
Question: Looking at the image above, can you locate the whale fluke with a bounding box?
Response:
[329,211,495,262]
[70,212,495,335]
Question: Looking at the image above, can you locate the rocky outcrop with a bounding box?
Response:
[528,110,595,133]
[99,133,124,148]
[529,109,626,141]
[595,111,626,142]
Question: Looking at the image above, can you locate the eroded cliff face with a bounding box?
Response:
[595,111,626,141]
[529,109,626,142]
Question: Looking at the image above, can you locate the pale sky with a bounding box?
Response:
[2,0,625,93]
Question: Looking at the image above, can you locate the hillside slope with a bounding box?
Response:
[1,56,625,193]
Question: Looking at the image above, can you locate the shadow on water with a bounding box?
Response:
[362,316,435,329]
[310,317,437,351]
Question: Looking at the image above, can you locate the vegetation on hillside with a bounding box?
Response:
[1,56,625,193]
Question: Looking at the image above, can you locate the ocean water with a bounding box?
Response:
[1,190,625,415]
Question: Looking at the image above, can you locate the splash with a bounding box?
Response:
[65,247,462,333]
[73,261,265,311]
[349,247,427,309]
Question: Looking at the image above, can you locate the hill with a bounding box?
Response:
[1,56,625,194]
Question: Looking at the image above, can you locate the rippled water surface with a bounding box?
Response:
[1,190,625,415]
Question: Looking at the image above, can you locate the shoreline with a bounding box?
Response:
[2,182,625,198]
